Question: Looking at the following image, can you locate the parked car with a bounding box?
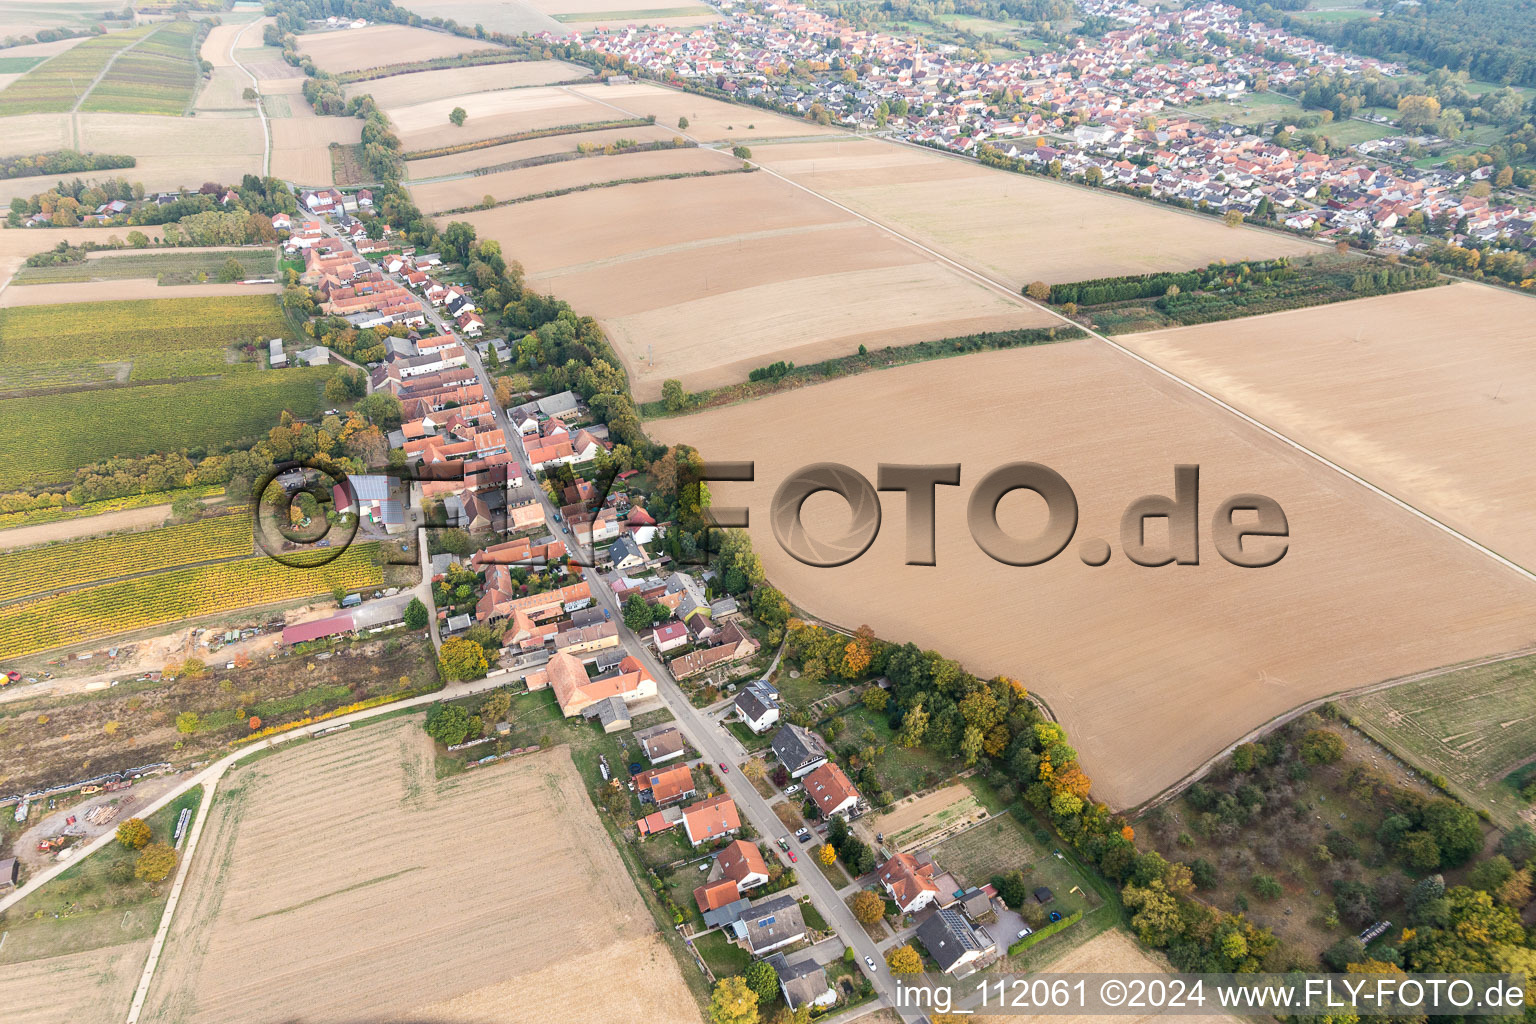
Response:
[787,850,797,863]
[1017,926,1033,939]
[718,761,730,773]
[784,784,801,795]
[864,956,877,972]
[797,830,812,844]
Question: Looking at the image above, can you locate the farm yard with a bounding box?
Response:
[412,144,736,212]
[0,367,335,490]
[296,23,494,75]
[138,723,703,1024]
[461,169,1054,401]
[751,137,1314,289]
[1119,283,1536,571]
[0,540,384,661]
[650,341,1536,808]
[1345,654,1536,826]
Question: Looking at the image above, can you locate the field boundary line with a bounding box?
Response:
[1127,642,1536,817]
[578,85,1536,588]
[229,19,269,177]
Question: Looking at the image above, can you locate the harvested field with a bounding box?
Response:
[1119,283,1536,571]
[413,145,733,211]
[568,80,840,142]
[271,116,362,185]
[1,280,279,306]
[296,24,490,75]
[461,179,1040,397]
[463,170,1052,400]
[405,122,677,179]
[194,66,258,113]
[0,940,150,1024]
[0,0,117,37]
[649,341,1536,808]
[395,0,561,35]
[0,111,71,155]
[390,84,621,152]
[531,0,719,26]
[344,58,589,107]
[76,113,264,191]
[752,137,1313,289]
[140,725,702,1024]
[868,783,984,850]
[1346,653,1536,826]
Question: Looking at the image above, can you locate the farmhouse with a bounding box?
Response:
[682,794,741,846]
[915,906,997,976]
[877,851,942,915]
[281,613,355,646]
[475,576,590,624]
[525,651,656,717]
[772,724,828,778]
[669,623,761,679]
[554,619,621,660]
[804,762,860,819]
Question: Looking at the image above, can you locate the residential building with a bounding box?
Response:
[636,763,696,806]
[740,893,806,954]
[804,762,860,819]
[766,953,836,1011]
[717,838,770,891]
[915,906,996,976]
[734,681,780,734]
[682,794,741,847]
[771,724,827,778]
[524,651,656,717]
[653,621,689,653]
[877,851,941,915]
[639,723,686,764]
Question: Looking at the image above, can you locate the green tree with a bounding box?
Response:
[896,696,929,748]
[743,960,779,1005]
[135,843,177,882]
[425,702,472,745]
[116,817,151,850]
[708,976,757,1024]
[661,378,688,412]
[1421,799,1482,867]
[623,595,654,632]
[1123,879,1182,946]
[403,597,428,630]
[1299,728,1346,765]
[449,106,467,127]
[862,686,888,713]
[732,145,752,159]
[438,636,488,682]
[481,690,512,723]
[175,711,200,734]
[678,116,689,130]
[217,256,246,282]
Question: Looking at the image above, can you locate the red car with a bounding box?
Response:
[787,850,797,863]
[718,762,730,773]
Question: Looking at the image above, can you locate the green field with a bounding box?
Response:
[1344,655,1536,827]
[0,25,155,115]
[0,509,254,601]
[0,367,335,489]
[14,248,279,286]
[0,294,287,365]
[0,56,45,73]
[80,20,201,115]
[0,541,383,659]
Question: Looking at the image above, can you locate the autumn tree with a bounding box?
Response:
[481,690,512,723]
[1025,280,1051,301]
[1224,210,1244,228]
[438,636,489,682]
[885,943,922,973]
[849,889,885,925]
[708,975,758,1024]
[1396,94,1441,128]
[135,843,178,882]
[116,818,151,850]
[661,378,688,412]
[819,844,838,867]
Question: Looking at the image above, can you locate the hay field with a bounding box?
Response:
[413,145,734,211]
[344,58,590,107]
[392,84,621,152]
[296,23,490,74]
[0,940,151,1024]
[753,138,1314,289]
[463,170,1053,400]
[271,116,362,185]
[406,121,678,178]
[194,67,257,113]
[1119,283,1536,571]
[569,80,840,142]
[649,341,1536,809]
[140,722,702,1024]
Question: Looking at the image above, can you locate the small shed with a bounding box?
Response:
[0,857,17,890]
[1033,886,1054,905]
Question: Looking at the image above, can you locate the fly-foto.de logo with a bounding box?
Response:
[695,462,1290,570]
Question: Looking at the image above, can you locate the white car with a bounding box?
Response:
[1017,926,1034,939]
[864,956,877,972]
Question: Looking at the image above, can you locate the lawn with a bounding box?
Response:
[1345,653,1536,826]
[726,719,771,751]
[694,929,750,977]
[932,810,1102,915]
[815,845,853,888]
[800,898,827,932]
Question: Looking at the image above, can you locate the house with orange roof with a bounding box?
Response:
[877,851,941,914]
[804,762,860,819]
[524,651,656,717]
[635,763,696,806]
[682,794,741,847]
[717,838,770,890]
